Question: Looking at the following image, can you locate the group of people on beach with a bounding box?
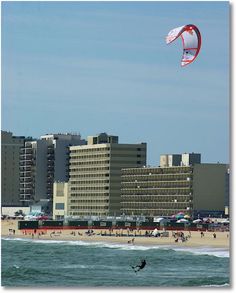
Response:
[173,231,191,243]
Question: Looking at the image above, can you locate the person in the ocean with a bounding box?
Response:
[131,259,146,272]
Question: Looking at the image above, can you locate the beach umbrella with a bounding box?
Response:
[176,219,189,223]
[155,217,165,223]
[176,214,184,219]
[184,215,191,219]
[193,219,202,223]
[221,220,229,224]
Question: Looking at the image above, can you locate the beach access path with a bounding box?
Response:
[1,220,230,249]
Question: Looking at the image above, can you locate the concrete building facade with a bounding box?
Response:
[53,182,69,220]
[120,163,229,218]
[160,153,201,167]
[19,133,86,213]
[1,131,26,206]
[68,134,147,217]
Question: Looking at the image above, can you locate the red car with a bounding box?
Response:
[36,215,49,220]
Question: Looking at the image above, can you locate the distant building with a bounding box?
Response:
[53,182,69,220]
[192,163,230,218]
[121,163,229,218]
[67,133,147,217]
[19,133,86,213]
[160,153,201,167]
[1,131,26,206]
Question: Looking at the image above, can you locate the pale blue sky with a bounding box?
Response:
[1,1,229,165]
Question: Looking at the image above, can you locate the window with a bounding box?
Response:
[55,203,65,210]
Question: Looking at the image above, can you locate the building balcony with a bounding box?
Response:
[20,147,33,154]
[47,149,54,155]
[19,171,32,177]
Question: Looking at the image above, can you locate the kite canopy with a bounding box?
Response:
[166,24,201,67]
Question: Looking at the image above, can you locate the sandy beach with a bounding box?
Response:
[1,220,230,248]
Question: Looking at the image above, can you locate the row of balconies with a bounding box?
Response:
[70,184,110,190]
[19,182,34,187]
[69,186,109,191]
[70,148,110,157]
[69,179,110,184]
[121,174,193,181]
[20,148,33,155]
[120,208,192,216]
[69,212,108,216]
[70,199,109,204]
[122,169,192,176]
[19,186,33,191]
[19,171,32,176]
[121,190,192,196]
[121,173,193,181]
[70,191,110,196]
[70,156,109,164]
[120,202,192,209]
[69,205,109,209]
[121,181,192,189]
[19,190,33,196]
[121,186,192,192]
[69,163,110,168]
[68,196,109,201]
[121,195,191,202]
[20,177,33,183]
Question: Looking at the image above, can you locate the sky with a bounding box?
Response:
[1,1,230,166]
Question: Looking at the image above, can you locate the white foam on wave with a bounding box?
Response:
[172,246,230,258]
[2,237,160,250]
[201,283,230,287]
[2,237,229,257]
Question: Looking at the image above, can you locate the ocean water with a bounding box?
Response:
[1,237,230,287]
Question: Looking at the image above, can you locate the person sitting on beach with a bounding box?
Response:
[131,259,146,273]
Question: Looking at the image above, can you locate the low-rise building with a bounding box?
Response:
[121,163,229,218]
[53,182,69,220]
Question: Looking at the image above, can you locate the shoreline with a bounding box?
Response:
[1,220,230,249]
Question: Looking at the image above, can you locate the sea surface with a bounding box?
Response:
[1,237,230,287]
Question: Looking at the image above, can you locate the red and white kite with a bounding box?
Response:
[166,24,201,67]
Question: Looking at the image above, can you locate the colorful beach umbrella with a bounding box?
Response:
[193,219,202,223]
[176,219,189,223]
[176,214,184,219]
[184,215,191,219]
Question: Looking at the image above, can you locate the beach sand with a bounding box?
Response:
[1,220,230,248]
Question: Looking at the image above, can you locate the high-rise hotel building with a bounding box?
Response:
[1,131,26,206]
[19,133,86,212]
[68,133,147,217]
[121,153,229,218]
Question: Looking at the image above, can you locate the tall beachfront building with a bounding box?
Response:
[19,133,86,213]
[67,133,147,217]
[121,154,229,218]
[1,131,27,206]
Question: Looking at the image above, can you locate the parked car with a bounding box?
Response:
[24,212,46,220]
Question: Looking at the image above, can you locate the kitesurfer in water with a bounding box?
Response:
[131,259,146,272]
